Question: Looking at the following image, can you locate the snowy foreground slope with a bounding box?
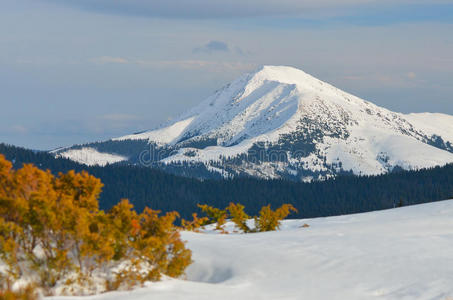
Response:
[49,200,453,300]
[55,66,453,181]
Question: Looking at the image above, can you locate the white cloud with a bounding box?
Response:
[92,56,129,64]
[193,41,230,54]
[193,41,249,56]
[11,125,28,134]
[407,72,417,79]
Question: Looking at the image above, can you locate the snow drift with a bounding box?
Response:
[49,199,453,300]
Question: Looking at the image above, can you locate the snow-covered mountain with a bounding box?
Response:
[54,66,453,180]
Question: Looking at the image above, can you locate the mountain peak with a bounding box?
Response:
[249,65,324,88]
[254,65,311,77]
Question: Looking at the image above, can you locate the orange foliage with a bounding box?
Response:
[227,203,251,233]
[194,202,298,233]
[197,204,227,230]
[0,155,191,295]
[0,285,38,300]
[255,204,298,232]
[181,213,208,232]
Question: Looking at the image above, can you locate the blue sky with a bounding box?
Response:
[1,0,453,150]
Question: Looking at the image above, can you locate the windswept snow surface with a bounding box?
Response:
[49,200,453,300]
[114,117,196,145]
[406,112,453,145]
[56,147,126,166]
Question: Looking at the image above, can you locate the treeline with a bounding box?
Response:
[1,143,453,221]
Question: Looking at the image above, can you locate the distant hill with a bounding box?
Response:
[2,143,453,220]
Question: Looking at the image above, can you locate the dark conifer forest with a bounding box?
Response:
[1,143,453,220]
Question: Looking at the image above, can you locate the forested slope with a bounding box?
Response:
[1,143,453,220]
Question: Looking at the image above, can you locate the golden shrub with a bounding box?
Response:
[195,202,298,233]
[227,203,251,233]
[197,204,227,230]
[181,213,209,232]
[255,204,298,232]
[0,155,191,295]
[0,285,38,300]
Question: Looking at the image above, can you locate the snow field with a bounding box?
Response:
[49,200,453,300]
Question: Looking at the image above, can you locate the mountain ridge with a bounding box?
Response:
[54,65,453,180]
